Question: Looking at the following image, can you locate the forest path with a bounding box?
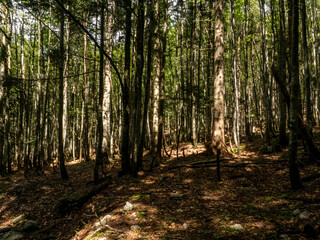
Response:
[1,135,320,240]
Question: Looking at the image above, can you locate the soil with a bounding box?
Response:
[0,134,320,240]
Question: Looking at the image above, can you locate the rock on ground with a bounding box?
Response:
[0,231,23,240]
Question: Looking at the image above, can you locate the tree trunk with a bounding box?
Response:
[121,0,132,174]
[212,0,225,181]
[279,0,287,145]
[288,0,302,189]
[102,0,115,163]
[140,1,156,168]
[94,3,106,184]
[58,0,69,180]
[157,0,168,160]
[301,0,312,136]
[231,1,240,153]
[131,0,145,176]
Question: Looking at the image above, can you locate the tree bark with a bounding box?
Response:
[132,0,145,176]
[278,0,287,146]
[94,3,106,184]
[212,0,225,181]
[288,0,302,189]
[58,0,69,180]
[121,0,132,174]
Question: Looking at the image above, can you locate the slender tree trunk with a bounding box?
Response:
[231,1,240,153]
[94,3,105,184]
[82,12,90,162]
[212,0,225,181]
[102,0,115,163]
[288,0,302,189]
[58,0,69,180]
[157,0,168,160]
[121,0,132,174]
[301,0,312,136]
[243,0,252,141]
[131,0,145,175]
[152,0,160,154]
[259,0,271,145]
[18,17,26,169]
[140,1,156,167]
[279,0,287,145]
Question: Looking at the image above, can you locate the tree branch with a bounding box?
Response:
[54,0,124,93]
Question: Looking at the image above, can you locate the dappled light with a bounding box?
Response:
[1,0,320,239]
[1,133,320,239]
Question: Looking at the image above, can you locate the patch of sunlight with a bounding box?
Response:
[140,179,155,185]
[66,159,83,165]
[183,179,193,184]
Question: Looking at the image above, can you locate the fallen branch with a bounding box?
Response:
[56,180,110,216]
[168,159,287,170]
[167,159,229,170]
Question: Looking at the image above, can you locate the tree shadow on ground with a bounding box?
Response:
[1,134,320,239]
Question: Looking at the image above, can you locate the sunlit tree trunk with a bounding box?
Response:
[231,0,240,153]
[140,0,156,165]
[34,1,43,169]
[102,0,115,162]
[18,17,26,169]
[82,11,90,162]
[152,0,160,154]
[259,0,271,145]
[58,0,69,180]
[212,0,225,181]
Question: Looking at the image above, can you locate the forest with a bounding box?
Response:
[1,0,320,239]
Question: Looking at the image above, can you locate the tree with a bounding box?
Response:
[301,0,312,137]
[131,0,145,175]
[94,2,106,184]
[288,0,302,189]
[120,0,132,174]
[58,0,69,180]
[212,0,225,181]
[278,0,287,146]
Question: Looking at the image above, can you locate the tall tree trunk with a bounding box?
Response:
[212,0,225,181]
[132,0,145,175]
[231,0,240,153]
[301,0,312,136]
[279,0,287,145]
[243,0,252,141]
[82,11,90,162]
[259,0,271,145]
[102,0,115,163]
[140,0,156,167]
[152,0,161,154]
[34,1,42,169]
[190,0,197,145]
[121,0,132,174]
[18,17,26,169]
[289,0,302,189]
[157,0,168,160]
[58,0,69,180]
[94,3,105,184]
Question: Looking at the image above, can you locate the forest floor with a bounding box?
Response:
[1,133,320,240]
